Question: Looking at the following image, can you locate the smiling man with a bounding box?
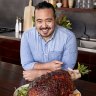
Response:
[20,1,78,81]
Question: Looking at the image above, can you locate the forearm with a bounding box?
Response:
[30,69,50,78]
[36,69,51,77]
[33,62,50,70]
[33,60,63,71]
[23,61,63,81]
[23,69,51,81]
[62,35,77,69]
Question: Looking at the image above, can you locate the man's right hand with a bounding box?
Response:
[33,60,63,71]
[45,60,63,71]
[23,60,63,81]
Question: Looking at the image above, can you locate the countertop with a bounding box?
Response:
[0,32,96,53]
[0,61,96,96]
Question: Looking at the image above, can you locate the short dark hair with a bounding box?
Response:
[35,1,56,18]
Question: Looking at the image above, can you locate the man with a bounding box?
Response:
[20,1,78,81]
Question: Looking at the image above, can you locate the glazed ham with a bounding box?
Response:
[28,70,75,96]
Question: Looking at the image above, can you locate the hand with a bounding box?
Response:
[23,69,51,81]
[68,68,81,80]
[46,60,63,71]
[23,70,37,81]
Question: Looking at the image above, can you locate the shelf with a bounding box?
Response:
[56,8,96,13]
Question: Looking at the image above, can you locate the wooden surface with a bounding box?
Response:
[0,36,21,65]
[77,50,96,83]
[0,61,96,96]
[0,62,25,96]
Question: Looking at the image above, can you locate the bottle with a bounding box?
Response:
[87,0,94,9]
[18,18,22,38]
[48,0,56,7]
[23,0,35,31]
[75,0,81,8]
[68,0,74,8]
[62,0,68,8]
[94,1,96,9]
[56,0,62,8]
[15,17,19,38]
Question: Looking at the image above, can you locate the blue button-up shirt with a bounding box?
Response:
[20,25,78,70]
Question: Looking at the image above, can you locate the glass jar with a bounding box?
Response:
[79,0,94,9]
[62,0,68,8]
[80,0,87,9]
[87,0,94,9]
[68,0,74,8]
[75,0,81,8]
[48,0,56,7]
[94,1,96,9]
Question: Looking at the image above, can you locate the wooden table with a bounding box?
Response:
[0,36,20,65]
[0,61,96,96]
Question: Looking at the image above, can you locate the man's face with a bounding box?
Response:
[35,8,56,39]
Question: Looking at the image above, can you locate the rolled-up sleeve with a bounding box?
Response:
[20,33,36,70]
[62,33,78,70]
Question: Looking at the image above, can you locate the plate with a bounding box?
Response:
[13,84,29,96]
[73,89,81,96]
[13,84,81,96]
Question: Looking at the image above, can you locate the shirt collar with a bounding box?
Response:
[48,25,57,41]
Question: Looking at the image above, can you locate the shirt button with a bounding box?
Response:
[44,54,48,56]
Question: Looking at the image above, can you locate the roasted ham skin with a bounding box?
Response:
[28,70,75,96]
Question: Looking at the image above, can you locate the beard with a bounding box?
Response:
[39,27,51,31]
[39,27,51,35]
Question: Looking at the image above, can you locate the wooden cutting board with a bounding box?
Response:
[23,0,35,32]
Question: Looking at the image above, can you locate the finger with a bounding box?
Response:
[23,75,28,80]
[55,63,62,68]
[24,76,28,80]
[53,65,62,71]
[23,71,28,75]
[56,67,62,70]
[55,61,63,65]
[23,71,25,74]
[23,74,32,81]
[23,73,28,79]
[24,75,35,81]
[23,70,32,75]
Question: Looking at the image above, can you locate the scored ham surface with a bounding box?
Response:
[28,70,75,96]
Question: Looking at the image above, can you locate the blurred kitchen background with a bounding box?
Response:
[0,0,96,83]
[0,0,40,28]
[0,0,96,39]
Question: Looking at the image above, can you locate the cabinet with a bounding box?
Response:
[0,36,21,65]
[77,51,96,83]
